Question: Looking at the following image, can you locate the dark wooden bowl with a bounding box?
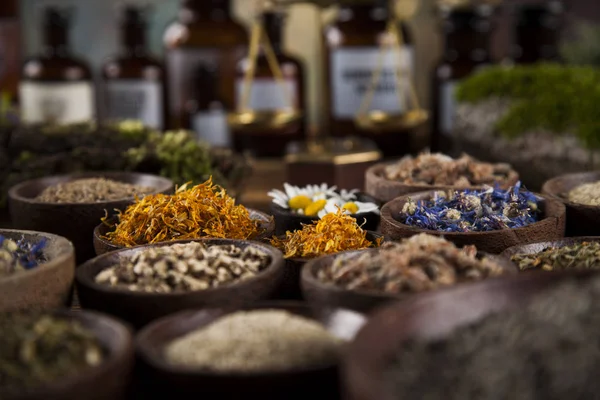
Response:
[380,190,566,254]
[9,309,134,400]
[76,239,285,329]
[270,192,381,235]
[542,171,600,237]
[301,248,518,313]
[500,236,600,272]
[135,301,367,400]
[8,172,174,264]
[341,269,600,400]
[365,161,520,203]
[266,231,384,301]
[0,229,75,313]
[93,209,275,256]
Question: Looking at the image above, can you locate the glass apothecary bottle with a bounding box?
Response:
[431,4,493,152]
[102,6,167,130]
[164,0,248,133]
[323,0,414,157]
[20,8,95,125]
[0,0,20,111]
[232,10,306,158]
[512,0,564,64]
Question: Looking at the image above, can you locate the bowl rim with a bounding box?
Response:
[380,189,565,237]
[0,229,75,285]
[135,301,366,378]
[6,308,133,398]
[93,208,275,250]
[8,171,174,207]
[76,238,285,298]
[366,161,520,191]
[541,171,600,210]
[301,247,518,300]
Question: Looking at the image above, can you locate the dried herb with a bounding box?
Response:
[104,177,264,247]
[35,178,154,203]
[384,152,516,187]
[386,276,600,400]
[567,181,600,206]
[270,209,381,259]
[511,241,600,271]
[399,182,540,232]
[165,310,343,372]
[0,313,104,395]
[95,242,271,293]
[319,234,506,294]
[0,236,47,278]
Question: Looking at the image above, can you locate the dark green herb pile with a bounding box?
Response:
[386,276,600,400]
[0,313,104,395]
[511,241,600,272]
[0,122,251,208]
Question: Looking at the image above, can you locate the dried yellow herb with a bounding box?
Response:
[103,177,264,247]
[271,209,381,259]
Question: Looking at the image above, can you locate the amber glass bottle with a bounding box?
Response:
[324,0,414,157]
[164,0,248,131]
[0,0,20,109]
[232,10,305,158]
[185,63,230,147]
[20,8,94,125]
[431,5,493,152]
[512,1,564,64]
[102,7,166,130]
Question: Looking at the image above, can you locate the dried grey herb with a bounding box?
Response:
[95,242,271,293]
[35,177,154,203]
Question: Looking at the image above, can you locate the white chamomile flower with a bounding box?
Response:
[339,189,359,202]
[317,199,380,219]
[268,183,313,210]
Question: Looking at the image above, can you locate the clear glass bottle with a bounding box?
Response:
[512,0,564,64]
[323,0,414,157]
[0,0,20,111]
[102,6,167,130]
[431,4,493,152]
[232,10,306,158]
[164,0,248,133]
[20,8,95,125]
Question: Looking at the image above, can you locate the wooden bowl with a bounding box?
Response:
[93,209,275,256]
[270,192,381,235]
[341,269,598,400]
[135,302,367,400]
[8,172,174,264]
[267,231,384,301]
[301,248,517,313]
[380,190,566,254]
[76,239,285,329]
[542,171,600,237]
[500,236,600,272]
[0,229,75,313]
[8,309,134,400]
[365,161,520,203]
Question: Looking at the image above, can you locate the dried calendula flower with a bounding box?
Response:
[270,208,381,259]
[104,177,264,247]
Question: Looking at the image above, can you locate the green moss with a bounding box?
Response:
[455,63,600,149]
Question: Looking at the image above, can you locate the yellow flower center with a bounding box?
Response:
[288,195,312,210]
[304,199,327,216]
[342,202,359,214]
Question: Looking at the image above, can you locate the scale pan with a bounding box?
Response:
[355,109,429,132]
[228,110,302,131]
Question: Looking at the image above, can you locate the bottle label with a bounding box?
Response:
[105,80,164,130]
[235,78,298,111]
[330,46,414,119]
[19,82,95,125]
[191,109,231,148]
[440,80,458,136]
